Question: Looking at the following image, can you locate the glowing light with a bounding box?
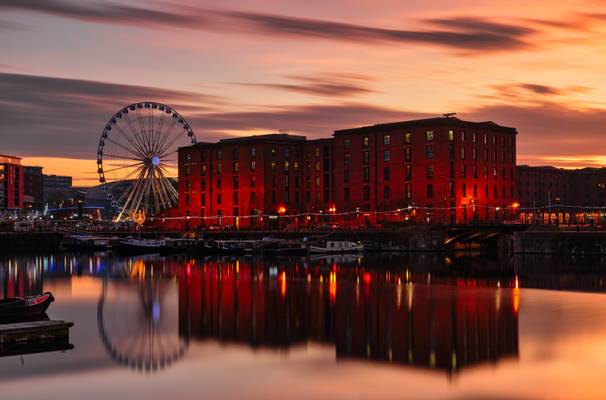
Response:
[278,206,286,214]
[280,271,287,297]
[329,271,337,303]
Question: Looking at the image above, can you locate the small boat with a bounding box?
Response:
[203,239,261,254]
[0,292,54,319]
[114,237,165,254]
[61,234,114,251]
[161,237,205,254]
[309,241,364,254]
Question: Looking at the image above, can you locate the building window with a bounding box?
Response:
[251,147,256,157]
[384,186,391,198]
[217,177,222,188]
[217,193,222,204]
[405,147,412,162]
[201,194,206,206]
[201,177,206,190]
[461,131,466,142]
[363,167,370,183]
[494,186,498,198]
[285,174,290,187]
[426,146,433,159]
[427,164,434,178]
[315,161,321,171]
[315,177,320,187]
[405,183,412,200]
[272,191,276,203]
[217,150,222,160]
[483,133,487,144]
[250,160,256,171]
[384,167,390,180]
[461,147,465,160]
[426,131,434,141]
[233,162,239,173]
[404,132,412,143]
[363,136,369,147]
[383,135,390,145]
[384,150,390,162]
[473,165,478,179]
[185,195,190,205]
[233,191,239,203]
[344,169,350,183]
[502,186,507,198]
[344,152,350,166]
[217,163,222,173]
[285,148,290,158]
[250,175,256,187]
[462,183,467,198]
[448,130,454,141]
[449,182,455,197]
[363,151,370,165]
[201,164,207,175]
[473,184,478,197]
[493,167,498,179]
[473,147,477,160]
[233,175,239,189]
[344,187,350,201]
[363,185,370,201]
[484,166,488,179]
[461,164,466,178]
[184,166,190,176]
[271,148,276,156]
[427,184,434,198]
[186,153,191,161]
[405,164,412,181]
[271,161,276,170]
[232,148,238,160]
[315,147,320,157]
[284,160,289,171]
[344,138,351,149]
[502,167,506,180]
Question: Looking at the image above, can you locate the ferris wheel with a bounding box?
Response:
[97,102,196,221]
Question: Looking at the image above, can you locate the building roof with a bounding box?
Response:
[334,116,517,135]
[0,154,22,165]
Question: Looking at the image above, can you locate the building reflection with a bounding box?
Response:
[11,252,606,375]
[177,256,519,375]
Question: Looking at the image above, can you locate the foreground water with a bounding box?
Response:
[2,253,606,399]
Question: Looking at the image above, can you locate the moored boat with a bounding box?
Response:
[309,240,364,254]
[0,292,54,320]
[61,235,114,251]
[114,237,165,254]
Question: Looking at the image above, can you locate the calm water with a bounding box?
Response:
[2,253,606,399]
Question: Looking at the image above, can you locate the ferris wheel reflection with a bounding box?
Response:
[97,258,189,373]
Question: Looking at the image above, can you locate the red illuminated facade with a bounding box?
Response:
[177,116,517,228]
[334,117,517,224]
[0,154,24,211]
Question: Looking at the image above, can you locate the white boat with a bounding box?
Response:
[309,241,364,254]
[115,238,166,254]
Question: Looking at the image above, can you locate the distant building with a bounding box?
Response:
[517,165,606,224]
[43,174,72,189]
[0,154,24,211]
[23,166,44,210]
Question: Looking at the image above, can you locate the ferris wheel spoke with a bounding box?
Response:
[157,130,188,159]
[154,117,179,156]
[102,161,144,174]
[153,170,173,208]
[135,108,153,154]
[116,113,149,157]
[150,175,162,212]
[106,126,147,160]
[152,110,167,155]
[123,112,151,155]
[103,153,143,162]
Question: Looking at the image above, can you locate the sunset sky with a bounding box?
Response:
[1,0,606,185]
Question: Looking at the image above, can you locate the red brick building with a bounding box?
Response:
[334,117,517,224]
[176,116,518,228]
[0,154,24,212]
[517,165,606,224]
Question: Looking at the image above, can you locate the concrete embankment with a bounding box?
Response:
[513,231,606,255]
[0,232,63,253]
[0,229,447,253]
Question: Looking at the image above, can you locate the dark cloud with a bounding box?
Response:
[3,73,606,170]
[0,73,225,159]
[231,74,375,98]
[486,82,591,101]
[0,0,537,53]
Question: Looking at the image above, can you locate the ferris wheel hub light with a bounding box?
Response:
[152,156,160,166]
